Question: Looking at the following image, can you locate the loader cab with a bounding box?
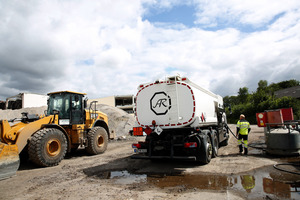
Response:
[47,91,86,125]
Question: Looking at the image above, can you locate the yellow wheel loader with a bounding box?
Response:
[0,91,111,180]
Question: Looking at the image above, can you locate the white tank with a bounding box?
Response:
[135,76,224,129]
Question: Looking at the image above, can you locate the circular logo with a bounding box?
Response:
[150,92,171,115]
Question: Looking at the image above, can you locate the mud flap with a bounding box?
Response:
[0,143,20,180]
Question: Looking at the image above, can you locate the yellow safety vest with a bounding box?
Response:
[237,120,250,135]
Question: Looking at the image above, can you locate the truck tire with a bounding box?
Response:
[199,134,212,164]
[212,131,219,158]
[28,128,67,167]
[86,127,108,155]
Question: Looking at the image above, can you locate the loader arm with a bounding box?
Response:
[15,115,55,153]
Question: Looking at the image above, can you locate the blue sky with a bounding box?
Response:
[0,0,299,100]
[144,4,196,27]
[143,2,286,33]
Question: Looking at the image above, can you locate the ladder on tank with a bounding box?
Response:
[166,77,181,126]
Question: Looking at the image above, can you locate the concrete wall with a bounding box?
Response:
[88,96,115,107]
[88,95,134,115]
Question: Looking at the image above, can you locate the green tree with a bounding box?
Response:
[277,79,300,89]
[257,80,268,92]
[268,79,299,92]
[238,87,250,104]
[225,79,300,124]
[223,95,239,106]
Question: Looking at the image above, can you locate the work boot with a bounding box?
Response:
[244,147,248,155]
[239,145,243,153]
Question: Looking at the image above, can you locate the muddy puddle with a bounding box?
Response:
[88,164,300,199]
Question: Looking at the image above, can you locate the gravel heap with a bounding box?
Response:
[96,104,135,138]
[0,104,135,138]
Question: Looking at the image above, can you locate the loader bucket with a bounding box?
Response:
[0,143,20,180]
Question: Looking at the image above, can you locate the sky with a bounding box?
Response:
[0,0,300,101]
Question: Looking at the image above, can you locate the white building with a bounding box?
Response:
[88,95,134,114]
[5,93,48,110]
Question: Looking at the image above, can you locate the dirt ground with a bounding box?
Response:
[0,125,299,200]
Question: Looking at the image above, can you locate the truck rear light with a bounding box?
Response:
[133,127,143,136]
[184,142,197,148]
[132,143,142,149]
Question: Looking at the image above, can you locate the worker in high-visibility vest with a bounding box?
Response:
[236,114,251,155]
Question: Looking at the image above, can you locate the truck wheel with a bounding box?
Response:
[28,128,67,167]
[212,132,219,158]
[86,127,108,155]
[199,134,212,164]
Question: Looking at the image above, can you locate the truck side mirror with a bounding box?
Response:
[224,103,232,115]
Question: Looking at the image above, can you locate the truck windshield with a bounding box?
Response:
[47,93,71,119]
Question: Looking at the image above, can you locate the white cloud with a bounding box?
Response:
[194,0,300,28]
[0,0,299,102]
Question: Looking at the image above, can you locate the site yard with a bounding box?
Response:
[0,125,299,200]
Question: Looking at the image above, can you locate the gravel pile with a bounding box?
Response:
[0,106,47,121]
[96,104,135,138]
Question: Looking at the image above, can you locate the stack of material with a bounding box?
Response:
[0,106,47,121]
[96,104,135,138]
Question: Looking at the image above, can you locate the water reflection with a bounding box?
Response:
[93,166,300,199]
[146,173,236,190]
[240,175,255,193]
[263,177,291,199]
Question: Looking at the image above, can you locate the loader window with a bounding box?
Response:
[47,94,71,119]
[71,94,83,124]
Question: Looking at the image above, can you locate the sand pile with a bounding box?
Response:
[0,105,134,138]
[96,104,135,138]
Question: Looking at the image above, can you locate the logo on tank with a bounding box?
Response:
[150,92,172,115]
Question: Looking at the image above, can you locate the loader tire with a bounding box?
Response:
[28,128,67,167]
[86,127,108,155]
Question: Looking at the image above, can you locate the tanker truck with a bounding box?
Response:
[131,76,229,164]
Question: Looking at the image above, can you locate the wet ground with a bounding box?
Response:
[84,157,300,200]
[1,125,300,200]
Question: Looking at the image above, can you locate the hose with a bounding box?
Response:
[248,143,266,150]
[224,123,238,140]
[224,123,244,144]
[273,163,300,175]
